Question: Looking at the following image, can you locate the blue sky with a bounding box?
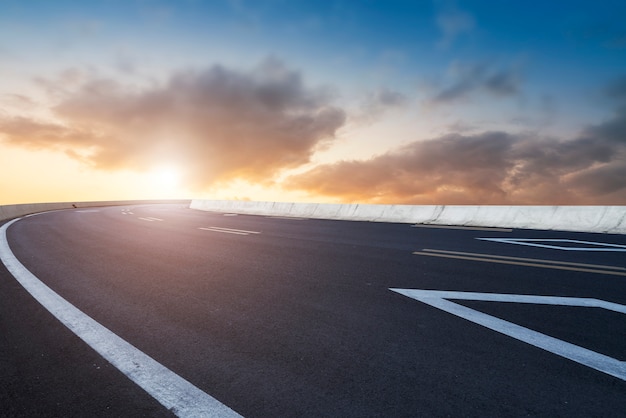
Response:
[1,0,625,204]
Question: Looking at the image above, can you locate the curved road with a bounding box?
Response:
[1,204,625,417]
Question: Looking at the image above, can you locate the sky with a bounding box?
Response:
[1,0,625,205]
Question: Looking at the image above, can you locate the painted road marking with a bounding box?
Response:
[223,213,238,217]
[390,289,626,381]
[265,216,308,221]
[0,217,242,418]
[478,238,626,252]
[138,217,164,222]
[412,224,513,232]
[422,249,626,271]
[199,227,260,236]
[200,227,248,235]
[412,250,626,277]
[121,209,134,215]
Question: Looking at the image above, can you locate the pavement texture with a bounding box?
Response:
[1,204,625,417]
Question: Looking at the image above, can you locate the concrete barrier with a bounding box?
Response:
[0,200,191,222]
[190,200,626,234]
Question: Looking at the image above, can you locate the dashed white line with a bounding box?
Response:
[139,217,164,222]
[199,226,260,236]
[0,216,242,418]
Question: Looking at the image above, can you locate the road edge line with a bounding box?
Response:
[0,216,242,418]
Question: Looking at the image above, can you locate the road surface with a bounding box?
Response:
[1,204,625,417]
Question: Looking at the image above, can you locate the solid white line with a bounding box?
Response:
[422,249,626,270]
[390,289,626,381]
[412,251,626,277]
[390,289,626,314]
[0,217,242,417]
[478,238,626,252]
[412,224,513,232]
[265,216,308,221]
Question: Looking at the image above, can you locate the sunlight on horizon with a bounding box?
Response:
[150,165,183,190]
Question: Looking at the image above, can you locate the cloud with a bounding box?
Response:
[430,62,522,105]
[603,75,626,101]
[285,107,626,204]
[354,87,408,123]
[0,59,346,189]
[0,116,100,151]
[436,7,475,48]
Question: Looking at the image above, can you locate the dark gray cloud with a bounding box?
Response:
[286,108,626,204]
[582,105,626,144]
[0,59,346,188]
[430,63,522,104]
[603,76,626,101]
[355,87,408,123]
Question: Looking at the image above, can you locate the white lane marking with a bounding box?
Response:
[199,227,255,236]
[422,249,626,271]
[265,216,308,221]
[412,251,626,276]
[144,217,164,222]
[412,224,513,232]
[0,217,242,418]
[478,238,626,252]
[390,289,626,381]
[210,227,260,234]
[199,228,247,235]
[139,217,155,222]
[204,227,260,235]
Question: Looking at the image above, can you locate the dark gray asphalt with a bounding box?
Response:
[1,204,625,417]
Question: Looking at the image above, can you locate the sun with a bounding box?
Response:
[151,166,182,189]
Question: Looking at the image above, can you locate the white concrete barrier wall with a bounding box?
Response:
[190,200,626,234]
[0,200,191,222]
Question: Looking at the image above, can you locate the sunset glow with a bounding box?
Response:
[151,166,182,189]
[0,1,625,205]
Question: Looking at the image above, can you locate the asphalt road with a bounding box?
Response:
[1,204,625,417]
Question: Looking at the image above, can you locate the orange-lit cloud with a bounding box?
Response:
[2,57,626,205]
[286,105,626,204]
[0,59,346,189]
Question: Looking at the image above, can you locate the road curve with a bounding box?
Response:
[1,204,626,417]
